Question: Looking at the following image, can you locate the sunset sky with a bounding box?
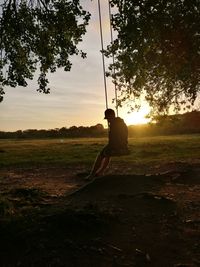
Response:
[0,0,183,131]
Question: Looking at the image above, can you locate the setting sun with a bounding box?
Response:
[122,106,151,126]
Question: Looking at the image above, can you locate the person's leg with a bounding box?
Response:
[85,146,110,180]
[89,153,104,176]
[95,156,110,176]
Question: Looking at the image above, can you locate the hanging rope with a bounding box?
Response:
[97,0,108,109]
[108,0,118,116]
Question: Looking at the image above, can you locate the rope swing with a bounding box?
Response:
[108,1,118,117]
[97,0,118,116]
[97,0,108,109]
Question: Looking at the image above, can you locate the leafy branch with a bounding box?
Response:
[0,0,90,101]
[107,0,200,115]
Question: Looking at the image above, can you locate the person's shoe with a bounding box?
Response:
[84,172,103,181]
[84,174,95,181]
[94,172,104,178]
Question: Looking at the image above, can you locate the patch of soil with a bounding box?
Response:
[0,162,200,267]
[0,166,87,199]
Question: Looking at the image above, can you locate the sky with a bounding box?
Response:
[0,0,158,131]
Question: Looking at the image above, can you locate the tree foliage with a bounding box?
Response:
[0,0,90,102]
[108,0,200,114]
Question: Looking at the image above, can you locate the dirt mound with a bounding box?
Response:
[0,164,199,266]
[69,174,163,199]
[64,171,200,267]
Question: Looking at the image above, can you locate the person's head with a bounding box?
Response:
[104,108,115,122]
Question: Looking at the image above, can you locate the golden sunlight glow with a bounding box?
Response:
[123,106,151,126]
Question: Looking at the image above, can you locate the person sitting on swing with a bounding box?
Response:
[86,108,129,180]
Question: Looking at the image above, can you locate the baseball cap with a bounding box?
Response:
[104,108,115,119]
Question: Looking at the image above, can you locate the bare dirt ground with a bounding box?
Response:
[0,162,200,267]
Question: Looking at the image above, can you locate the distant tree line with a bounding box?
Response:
[0,111,200,139]
[0,124,106,139]
[129,110,200,137]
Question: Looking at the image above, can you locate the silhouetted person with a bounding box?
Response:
[86,108,129,180]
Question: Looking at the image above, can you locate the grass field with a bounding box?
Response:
[0,134,200,168]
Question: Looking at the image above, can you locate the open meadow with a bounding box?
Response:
[0,134,200,267]
[1,134,200,168]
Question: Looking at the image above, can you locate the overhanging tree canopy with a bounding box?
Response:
[1,0,199,115]
[0,0,90,101]
[107,0,200,114]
